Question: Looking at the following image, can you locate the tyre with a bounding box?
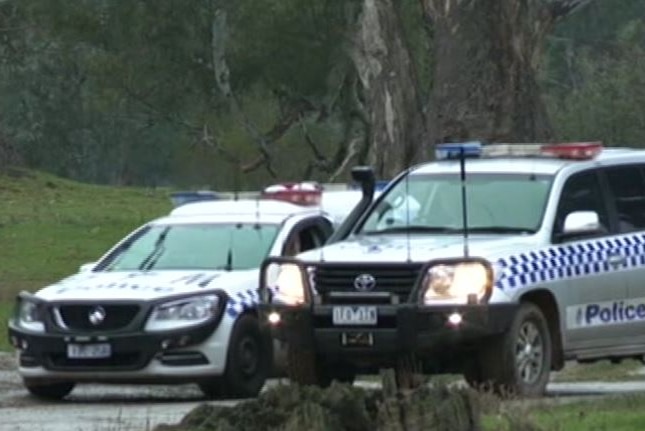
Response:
[472,302,552,397]
[24,380,75,400]
[199,314,270,399]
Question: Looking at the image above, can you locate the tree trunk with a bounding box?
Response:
[351,0,427,179]
[424,0,567,146]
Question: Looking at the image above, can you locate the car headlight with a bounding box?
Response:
[145,294,220,332]
[16,298,45,332]
[266,262,307,306]
[422,260,493,304]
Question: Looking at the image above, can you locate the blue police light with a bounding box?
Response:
[435,141,483,160]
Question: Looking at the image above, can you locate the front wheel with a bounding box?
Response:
[468,302,552,397]
[24,380,75,400]
[200,314,270,399]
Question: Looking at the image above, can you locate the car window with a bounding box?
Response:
[283,221,329,256]
[603,165,645,233]
[99,223,280,271]
[552,170,609,240]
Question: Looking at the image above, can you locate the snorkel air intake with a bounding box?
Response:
[326,166,375,244]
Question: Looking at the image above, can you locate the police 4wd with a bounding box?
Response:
[7,197,340,400]
[260,141,645,396]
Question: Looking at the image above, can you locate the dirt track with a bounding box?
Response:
[4,352,645,431]
[0,352,217,431]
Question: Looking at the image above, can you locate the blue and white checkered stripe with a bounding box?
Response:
[495,233,645,290]
[225,288,260,318]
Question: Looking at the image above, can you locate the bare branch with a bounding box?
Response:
[198,124,238,164]
[548,0,595,19]
[120,84,201,132]
[328,137,360,183]
[299,115,328,163]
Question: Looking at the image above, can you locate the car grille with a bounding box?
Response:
[53,304,141,332]
[46,353,144,371]
[312,263,423,304]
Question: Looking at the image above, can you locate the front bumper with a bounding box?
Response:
[259,303,518,370]
[7,318,227,383]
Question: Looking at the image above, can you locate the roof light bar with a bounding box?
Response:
[435,141,603,161]
[435,141,482,160]
[540,142,603,159]
[261,182,322,206]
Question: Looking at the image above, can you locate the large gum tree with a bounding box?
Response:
[420,0,595,145]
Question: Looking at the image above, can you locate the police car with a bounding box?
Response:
[7,190,343,400]
[259,141,645,396]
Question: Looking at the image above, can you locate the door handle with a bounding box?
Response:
[607,254,626,267]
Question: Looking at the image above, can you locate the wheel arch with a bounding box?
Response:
[519,288,565,371]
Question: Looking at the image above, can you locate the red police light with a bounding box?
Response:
[261,182,322,206]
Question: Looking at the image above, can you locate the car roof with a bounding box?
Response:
[158,199,323,225]
[410,147,645,176]
[169,199,311,217]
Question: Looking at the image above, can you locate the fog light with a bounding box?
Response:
[268,312,281,325]
[447,312,463,327]
[161,339,172,349]
[20,339,29,350]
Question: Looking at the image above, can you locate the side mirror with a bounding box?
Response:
[78,262,96,273]
[563,211,601,234]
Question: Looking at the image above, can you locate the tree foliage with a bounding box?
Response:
[0,0,643,187]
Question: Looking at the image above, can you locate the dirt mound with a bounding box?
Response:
[156,378,482,431]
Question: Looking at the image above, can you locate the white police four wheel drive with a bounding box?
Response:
[7,198,341,400]
[261,141,645,396]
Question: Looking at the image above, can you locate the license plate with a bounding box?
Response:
[332,306,377,325]
[67,343,112,359]
[341,332,374,347]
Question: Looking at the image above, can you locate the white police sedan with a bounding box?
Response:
[8,198,338,400]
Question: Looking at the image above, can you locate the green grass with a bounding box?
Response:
[552,359,645,382]
[484,394,645,430]
[0,167,172,350]
[0,302,12,351]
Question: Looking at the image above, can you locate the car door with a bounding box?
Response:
[554,169,630,353]
[602,164,645,349]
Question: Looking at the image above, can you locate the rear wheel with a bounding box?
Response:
[199,314,270,399]
[24,380,75,400]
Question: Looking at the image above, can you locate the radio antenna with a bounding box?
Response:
[459,147,470,258]
[318,185,326,262]
[254,194,261,230]
[233,162,240,201]
[405,171,411,263]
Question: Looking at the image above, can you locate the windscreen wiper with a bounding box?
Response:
[362,225,462,235]
[465,226,536,234]
[139,227,170,270]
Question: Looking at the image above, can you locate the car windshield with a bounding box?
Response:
[358,172,553,235]
[98,223,280,271]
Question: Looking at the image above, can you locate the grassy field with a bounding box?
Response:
[0,167,171,350]
[483,393,645,430]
